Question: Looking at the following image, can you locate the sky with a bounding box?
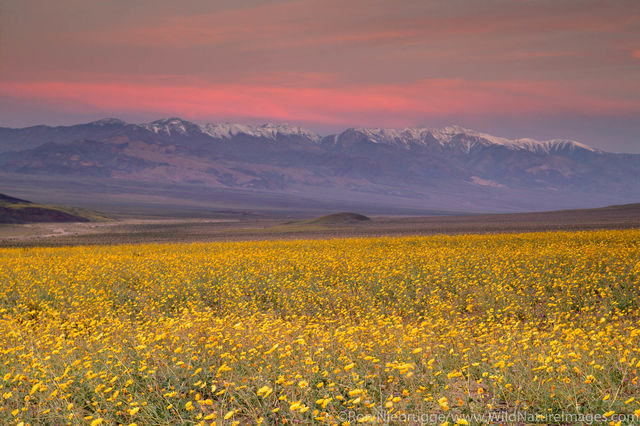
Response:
[0,0,639,152]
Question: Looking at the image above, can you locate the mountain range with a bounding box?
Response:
[0,118,638,214]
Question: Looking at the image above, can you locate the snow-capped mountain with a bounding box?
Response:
[140,117,321,142]
[0,118,638,212]
[329,125,596,154]
[200,122,321,142]
[142,118,203,136]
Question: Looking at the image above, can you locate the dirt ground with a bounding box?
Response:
[1,203,638,247]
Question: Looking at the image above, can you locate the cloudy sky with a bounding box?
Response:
[1,0,639,152]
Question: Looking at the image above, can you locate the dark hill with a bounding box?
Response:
[0,193,107,224]
[302,212,371,225]
[0,193,32,204]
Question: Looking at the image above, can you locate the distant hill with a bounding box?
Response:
[1,118,639,214]
[0,193,32,204]
[301,212,371,225]
[0,193,107,224]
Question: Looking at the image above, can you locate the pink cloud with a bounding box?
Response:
[1,79,638,127]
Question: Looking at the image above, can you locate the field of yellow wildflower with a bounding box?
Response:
[1,229,639,425]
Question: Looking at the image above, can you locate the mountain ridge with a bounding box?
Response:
[1,118,605,154]
[0,117,638,213]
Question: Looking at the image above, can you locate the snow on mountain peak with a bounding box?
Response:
[143,118,201,136]
[135,118,595,153]
[138,118,321,141]
[434,126,595,152]
[199,123,255,139]
[255,123,321,141]
[347,125,595,153]
[199,122,320,142]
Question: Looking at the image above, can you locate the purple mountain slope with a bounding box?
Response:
[1,118,638,213]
